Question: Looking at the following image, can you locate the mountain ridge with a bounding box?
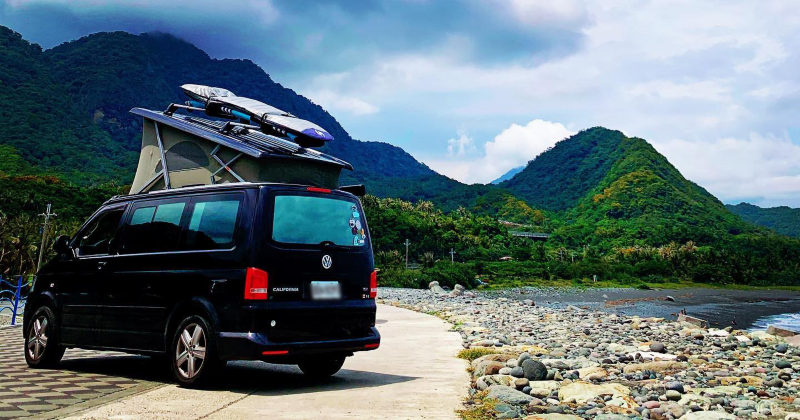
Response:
[726,202,800,238]
[491,166,525,184]
[0,25,785,251]
[43,30,441,188]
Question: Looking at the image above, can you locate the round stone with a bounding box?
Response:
[665,381,684,393]
[521,359,548,381]
[666,390,682,401]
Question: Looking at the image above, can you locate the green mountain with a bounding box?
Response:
[0,26,463,196]
[0,27,136,182]
[727,203,800,238]
[43,31,448,191]
[501,128,753,248]
[1,26,798,285]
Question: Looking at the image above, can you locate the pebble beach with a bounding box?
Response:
[378,287,800,420]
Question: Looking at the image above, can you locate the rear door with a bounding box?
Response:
[253,187,375,340]
[265,188,373,300]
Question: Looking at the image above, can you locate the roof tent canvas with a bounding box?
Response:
[129,108,351,194]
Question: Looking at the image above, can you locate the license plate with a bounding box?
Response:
[310,281,341,300]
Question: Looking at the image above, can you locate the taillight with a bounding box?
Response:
[369,270,377,299]
[307,187,331,193]
[262,350,289,356]
[245,267,269,300]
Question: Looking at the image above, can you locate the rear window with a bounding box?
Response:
[272,194,367,247]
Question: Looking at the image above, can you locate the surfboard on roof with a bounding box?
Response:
[181,84,333,148]
[128,84,350,195]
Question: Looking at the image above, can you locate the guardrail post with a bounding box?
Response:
[11,275,21,326]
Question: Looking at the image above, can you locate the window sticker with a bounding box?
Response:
[355,220,362,230]
[349,218,356,228]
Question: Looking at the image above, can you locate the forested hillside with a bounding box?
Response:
[0,26,798,286]
[526,128,753,249]
[43,31,445,191]
[0,27,135,182]
[727,203,800,238]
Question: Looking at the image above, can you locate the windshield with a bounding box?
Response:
[272,194,367,247]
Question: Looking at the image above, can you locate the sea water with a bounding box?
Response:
[750,311,800,332]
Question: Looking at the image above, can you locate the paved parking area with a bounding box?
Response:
[0,325,162,419]
[65,305,469,420]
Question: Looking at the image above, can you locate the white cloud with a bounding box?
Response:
[306,90,379,116]
[628,80,731,102]
[505,0,588,27]
[425,119,573,184]
[310,0,800,206]
[484,119,574,172]
[9,0,800,206]
[653,133,800,206]
[446,130,475,157]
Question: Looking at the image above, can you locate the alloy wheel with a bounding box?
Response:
[175,323,206,379]
[27,316,49,361]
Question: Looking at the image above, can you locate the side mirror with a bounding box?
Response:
[53,235,71,254]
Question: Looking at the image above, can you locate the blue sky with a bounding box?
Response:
[3,0,800,207]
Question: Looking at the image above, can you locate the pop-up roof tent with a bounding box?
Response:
[129,84,353,195]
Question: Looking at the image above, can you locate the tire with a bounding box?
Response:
[169,314,223,388]
[298,355,346,380]
[24,306,65,368]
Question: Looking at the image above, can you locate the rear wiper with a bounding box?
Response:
[318,241,347,249]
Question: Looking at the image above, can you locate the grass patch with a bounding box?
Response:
[458,392,496,420]
[478,277,800,292]
[457,347,498,362]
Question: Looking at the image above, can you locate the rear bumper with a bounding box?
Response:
[217,327,381,362]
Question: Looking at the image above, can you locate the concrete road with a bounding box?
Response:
[66,304,468,419]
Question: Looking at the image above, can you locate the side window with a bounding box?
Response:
[181,197,241,250]
[122,200,187,254]
[75,208,125,257]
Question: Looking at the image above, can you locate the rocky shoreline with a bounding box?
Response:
[378,287,800,420]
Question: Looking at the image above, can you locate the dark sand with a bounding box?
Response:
[494,287,800,330]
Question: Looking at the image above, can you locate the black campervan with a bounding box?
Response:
[22,85,380,387]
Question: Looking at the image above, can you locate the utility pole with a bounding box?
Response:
[404,239,410,269]
[450,248,455,263]
[37,203,56,272]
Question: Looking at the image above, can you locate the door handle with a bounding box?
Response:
[97,261,108,270]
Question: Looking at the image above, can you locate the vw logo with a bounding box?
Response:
[321,255,332,269]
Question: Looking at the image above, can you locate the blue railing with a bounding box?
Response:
[0,275,31,326]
